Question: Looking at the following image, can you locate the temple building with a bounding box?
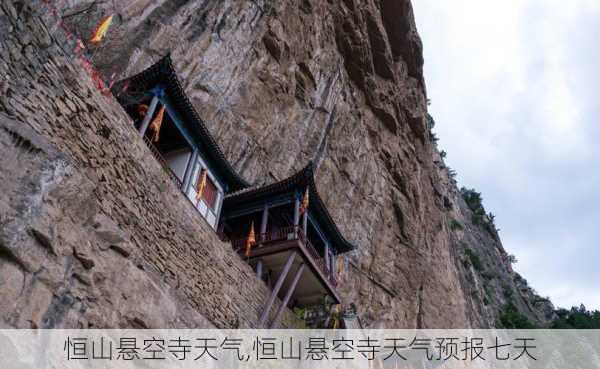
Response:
[219,162,355,328]
[113,55,248,229]
[114,56,355,328]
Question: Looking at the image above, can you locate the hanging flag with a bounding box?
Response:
[90,15,114,44]
[149,105,165,142]
[337,255,345,276]
[332,305,340,331]
[245,221,256,257]
[299,188,309,215]
[195,170,207,201]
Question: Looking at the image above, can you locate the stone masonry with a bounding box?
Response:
[0,0,298,329]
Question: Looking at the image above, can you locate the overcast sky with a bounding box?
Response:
[412,0,600,310]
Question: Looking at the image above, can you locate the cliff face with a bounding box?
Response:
[0,0,553,328]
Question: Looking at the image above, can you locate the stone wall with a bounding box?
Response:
[0,0,298,329]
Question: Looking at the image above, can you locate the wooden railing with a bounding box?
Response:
[143,136,183,189]
[299,231,337,288]
[225,225,337,287]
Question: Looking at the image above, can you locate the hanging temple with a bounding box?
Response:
[112,55,357,329]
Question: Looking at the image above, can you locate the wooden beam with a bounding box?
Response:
[257,251,297,328]
[269,263,305,328]
[138,95,159,136]
[223,195,294,220]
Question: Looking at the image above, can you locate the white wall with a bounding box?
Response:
[164,148,192,181]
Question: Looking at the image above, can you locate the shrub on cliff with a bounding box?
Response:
[497,303,536,329]
[463,248,483,271]
[460,187,499,238]
[551,305,600,329]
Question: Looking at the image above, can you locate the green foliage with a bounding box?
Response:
[293,307,306,320]
[449,218,463,231]
[426,113,435,130]
[464,248,483,271]
[497,303,537,329]
[460,187,499,237]
[481,271,496,280]
[483,284,494,306]
[440,150,447,159]
[502,284,514,299]
[507,254,518,264]
[551,305,600,329]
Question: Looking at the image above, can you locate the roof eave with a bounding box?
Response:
[112,54,249,192]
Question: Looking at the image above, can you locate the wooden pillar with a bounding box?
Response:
[293,196,300,238]
[293,197,300,227]
[257,251,297,328]
[302,211,308,237]
[256,260,263,279]
[260,205,269,242]
[138,95,159,136]
[269,263,305,328]
[182,148,198,192]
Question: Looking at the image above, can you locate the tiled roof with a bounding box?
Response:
[224,162,356,253]
[112,54,249,192]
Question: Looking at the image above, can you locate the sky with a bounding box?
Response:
[412,0,600,310]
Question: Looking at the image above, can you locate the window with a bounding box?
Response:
[186,158,223,229]
[201,173,218,210]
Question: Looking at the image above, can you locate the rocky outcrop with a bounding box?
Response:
[0,0,553,328]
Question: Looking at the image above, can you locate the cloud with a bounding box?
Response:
[413,0,600,309]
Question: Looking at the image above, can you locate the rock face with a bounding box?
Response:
[0,0,553,328]
[0,0,299,329]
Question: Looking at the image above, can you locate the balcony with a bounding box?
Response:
[222,225,340,305]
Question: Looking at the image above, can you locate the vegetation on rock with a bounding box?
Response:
[460,187,499,238]
[551,305,600,329]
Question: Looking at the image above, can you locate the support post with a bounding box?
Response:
[302,211,308,237]
[138,95,159,136]
[260,205,269,242]
[293,197,300,227]
[269,263,305,328]
[182,148,198,192]
[293,196,300,239]
[257,251,297,328]
[256,260,263,279]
